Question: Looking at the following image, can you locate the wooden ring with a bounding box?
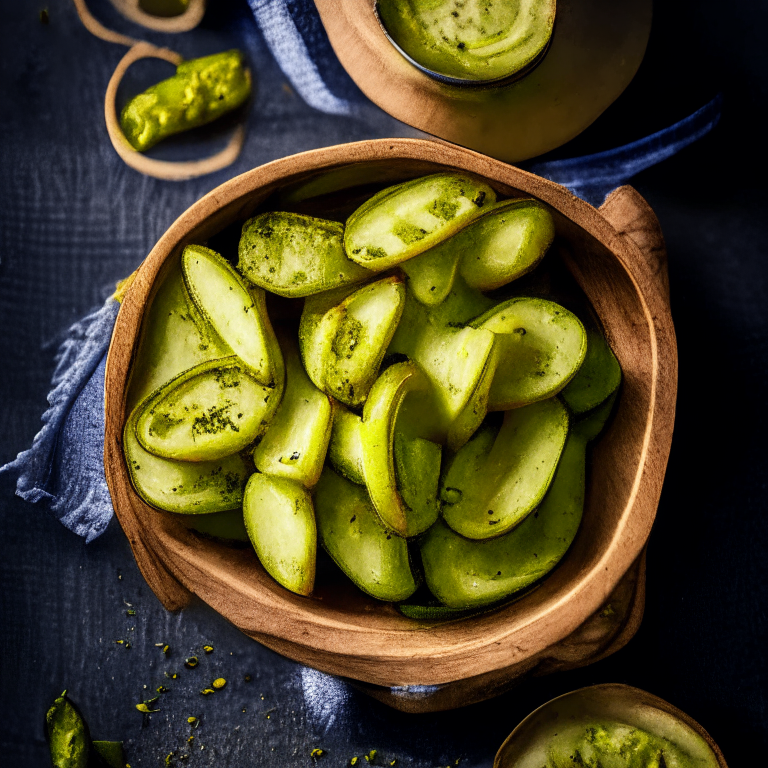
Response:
[104,42,247,181]
[107,0,207,34]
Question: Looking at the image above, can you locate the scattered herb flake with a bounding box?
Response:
[187,716,199,727]
[200,688,215,696]
[156,686,169,694]
[311,748,325,758]
[185,656,199,669]
[211,678,226,690]
[365,750,377,763]
[136,697,160,714]
[203,645,214,653]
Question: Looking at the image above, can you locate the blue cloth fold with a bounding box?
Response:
[1,300,118,542]
[0,1,722,543]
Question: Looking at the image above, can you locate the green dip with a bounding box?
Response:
[377,0,556,83]
[546,722,699,768]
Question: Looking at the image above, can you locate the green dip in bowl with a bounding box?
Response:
[377,0,556,84]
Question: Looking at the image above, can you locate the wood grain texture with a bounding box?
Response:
[314,0,652,162]
[103,139,677,707]
[494,684,729,767]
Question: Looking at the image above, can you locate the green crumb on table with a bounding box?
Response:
[165,672,178,679]
[365,750,377,763]
[311,747,325,758]
[351,759,359,766]
[156,686,169,694]
[163,644,171,655]
[136,697,160,713]
[187,716,199,726]
[126,609,136,616]
[200,688,215,695]
[212,678,227,689]
[203,644,214,653]
[185,656,199,668]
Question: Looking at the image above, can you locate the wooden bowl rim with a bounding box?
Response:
[105,138,676,684]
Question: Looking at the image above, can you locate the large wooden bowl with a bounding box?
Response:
[104,139,677,712]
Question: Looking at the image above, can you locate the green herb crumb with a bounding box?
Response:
[185,656,199,669]
[212,678,226,690]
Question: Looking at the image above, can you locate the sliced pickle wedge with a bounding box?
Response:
[182,244,281,385]
[473,297,586,410]
[136,357,280,462]
[243,473,316,596]
[238,212,372,297]
[299,276,405,408]
[561,323,622,415]
[252,335,333,488]
[361,361,441,537]
[440,397,569,539]
[345,173,495,270]
[314,468,417,601]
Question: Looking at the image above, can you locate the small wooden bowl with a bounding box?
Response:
[315,1,652,162]
[104,139,677,712]
[494,684,728,767]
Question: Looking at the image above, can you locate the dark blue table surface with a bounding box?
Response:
[1,2,766,767]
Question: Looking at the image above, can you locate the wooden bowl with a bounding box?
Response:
[494,684,728,767]
[315,0,652,162]
[104,138,677,712]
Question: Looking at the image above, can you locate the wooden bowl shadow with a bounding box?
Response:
[104,139,677,712]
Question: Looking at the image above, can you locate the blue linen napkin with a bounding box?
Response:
[1,1,721,543]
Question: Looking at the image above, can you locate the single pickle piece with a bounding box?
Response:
[135,357,280,462]
[243,473,317,596]
[299,276,405,408]
[344,173,496,270]
[360,361,441,537]
[457,198,555,290]
[327,404,366,485]
[472,297,587,410]
[182,244,282,386]
[440,397,569,540]
[253,335,334,488]
[561,323,622,415]
[238,212,372,297]
[120,50,251,152]
[124,403,250,514]
[314,468,418,601]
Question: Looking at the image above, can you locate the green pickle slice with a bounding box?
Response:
[243,473,317,596]
[124,405,249,514]
[327,404,366,485]
[361,362,441,537]
[562,322,622,414]
[182,244,281,386]
[135,357,280,462]
[238,212,372,297]
[299,276,405,408]
[457,199,555,290]
[252,335,334,488]
[423,425,586,609]
[120,50,251,152]
[315,468,418,601]
[473,297,587,410]
[344,173,495,270]
[441,397,569,539]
